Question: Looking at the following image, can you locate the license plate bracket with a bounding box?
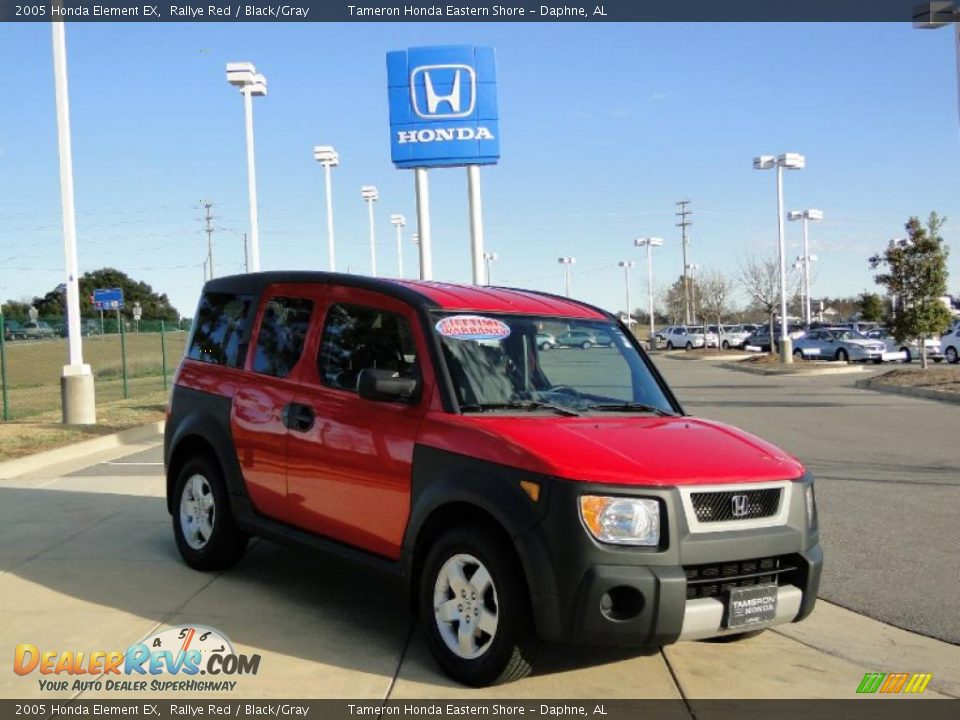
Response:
[726,584,778,628]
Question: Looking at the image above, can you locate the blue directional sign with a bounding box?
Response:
[92,288,124,311]
[386,45,500,169]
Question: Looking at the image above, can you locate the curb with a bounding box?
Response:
[659,352,754,362]
[0,421,164,480]
[855,378,960,405]
[721,361,868,376]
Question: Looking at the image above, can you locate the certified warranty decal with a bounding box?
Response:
[14,625,260,692]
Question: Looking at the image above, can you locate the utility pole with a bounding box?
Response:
[242,232,249,273]
[676,200,692,324]
[203,201,215,279]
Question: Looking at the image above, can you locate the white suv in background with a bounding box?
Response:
[664,325,715,350]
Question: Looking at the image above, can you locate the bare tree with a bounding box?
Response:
[699,270,736,350]
[739,254,800,353]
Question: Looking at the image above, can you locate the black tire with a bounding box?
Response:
[685,341,693,351]
[419,524,537,687]
[539,342,551,351]
[793,349,804,361]
[581,341,592,349]
[666,341,674,350]
[722,341,730,351]
[900,347,912,364]
[835,348,849,363]
[946,346,959,364]
[172,455,248,571]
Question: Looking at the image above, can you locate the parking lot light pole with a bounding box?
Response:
[618,261,635,330]
[483,251,498,285]
[52,23,96,425]
[788,209,823,326]
[361,186,379,277]
[313,145,339,272]
[634,237,663,343]
[390,214,406,278]
[558,257,576,297]
[227,62,267,273]
[754,152,805,363]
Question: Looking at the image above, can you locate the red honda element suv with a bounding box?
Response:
[165,272,822,686]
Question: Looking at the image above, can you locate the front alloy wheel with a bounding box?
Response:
[180,474,215,550]
[420,525,536,686]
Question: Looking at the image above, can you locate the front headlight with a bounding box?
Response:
[804,484,817,529]
[579,495,660,546]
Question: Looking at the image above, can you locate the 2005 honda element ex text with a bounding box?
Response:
[164,272,822,686]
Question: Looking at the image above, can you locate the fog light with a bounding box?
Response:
[600,586,645,621]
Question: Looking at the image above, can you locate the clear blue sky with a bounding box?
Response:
[2,22,959,318]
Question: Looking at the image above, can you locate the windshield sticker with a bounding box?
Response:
[436,315,511,341]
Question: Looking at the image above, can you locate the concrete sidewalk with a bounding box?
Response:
[1,443,957,702]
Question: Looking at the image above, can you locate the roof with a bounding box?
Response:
[202,271,607,320]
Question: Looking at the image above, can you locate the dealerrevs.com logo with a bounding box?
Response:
[14,625,261,693]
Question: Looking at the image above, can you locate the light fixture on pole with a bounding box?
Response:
[787,208,823,326]
[361,185,379,277]
[390,214,406,278]
[52,22,96,424]
[557,257,576,297]
[685,263,700,324]
[914,2,960,123]
[618,260,635,329]
[483,251,498,285]
[634,237,664,343]
[754,152,805,363]
[227,62,266,273]
[313,145,339,272]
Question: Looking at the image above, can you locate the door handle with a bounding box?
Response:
[282,403,315,432]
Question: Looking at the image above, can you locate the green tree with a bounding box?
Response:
[25,268,180,322]
[869,213,952,368]
[858,292,885,323]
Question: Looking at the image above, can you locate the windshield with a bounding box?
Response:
[432,313,676,415]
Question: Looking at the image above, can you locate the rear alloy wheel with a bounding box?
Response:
[900,347,912,364]
[420,525,536,687]
[836,348,849,362]
[173,456,248,571]
[946,346,959,364]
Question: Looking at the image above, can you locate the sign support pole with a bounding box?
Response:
[415,168,433,280]
[467,165,486,285]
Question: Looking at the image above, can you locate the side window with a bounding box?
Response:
[317,303,418,393]
[252,296,314,378]
[187,292,253,368]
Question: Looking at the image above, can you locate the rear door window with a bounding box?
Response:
[252,296,314,378]
[187,292,253,368]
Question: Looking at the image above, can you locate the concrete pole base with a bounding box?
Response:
[780,337,794,364]
[61,364,97,425]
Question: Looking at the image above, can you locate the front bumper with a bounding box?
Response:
[515,475,822,647]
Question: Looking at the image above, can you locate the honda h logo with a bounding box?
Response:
[410,64,476,119]
[731,495,749,518]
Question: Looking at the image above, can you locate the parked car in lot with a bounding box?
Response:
[864,329,943,364]
[663,325,716,349]
[535,331,556,350]
[942,324,960,364]
[3,320,26,341]
[556,328,613,348]
[20,321,57,340]
[165,272,821,686]
[792,327,886,362]
[708,324,750,350]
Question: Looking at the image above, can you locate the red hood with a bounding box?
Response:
[418,414,804,486]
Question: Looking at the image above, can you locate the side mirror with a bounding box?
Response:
[357,368,419,403]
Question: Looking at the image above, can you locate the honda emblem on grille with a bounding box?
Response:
[731,494,749,518]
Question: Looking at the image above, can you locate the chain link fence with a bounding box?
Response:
[0,315,189,421]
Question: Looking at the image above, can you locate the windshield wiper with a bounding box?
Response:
[460,401,580,417]
[585,402,675,416]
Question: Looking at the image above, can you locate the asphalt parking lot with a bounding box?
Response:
[1,360,958,702]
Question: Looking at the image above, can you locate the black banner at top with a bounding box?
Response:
[0,0,953,22]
